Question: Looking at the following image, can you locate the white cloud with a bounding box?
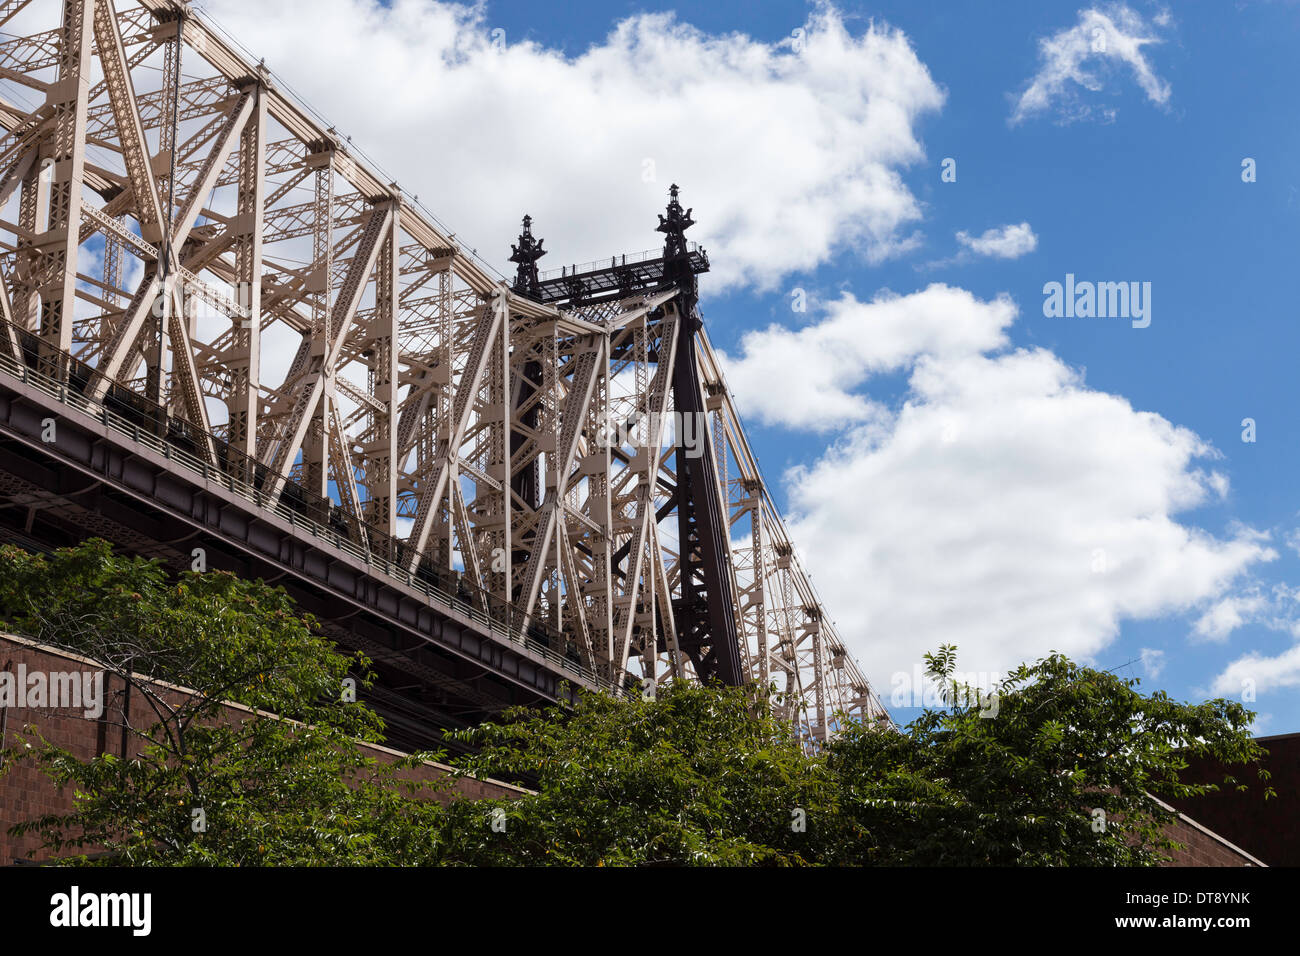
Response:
[1193,592,1269,643]
[1212,645,1300,697]
[955,222,1038,259]
[199,0,944,292]
[1140,647,1166,679]
[714,287,1276,683]
[1190,581,1300,642]
[719,284,1016,431]
[1203,583,1300,699]
[1010,4,1172,125]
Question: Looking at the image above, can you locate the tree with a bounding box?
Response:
[0,539,448,865]
[432,647,1267,866]
[434,682,840,866]
[2,540,1270,866]
[822,645,1273,865]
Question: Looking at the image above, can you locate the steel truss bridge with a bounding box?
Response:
[0,0,889,749]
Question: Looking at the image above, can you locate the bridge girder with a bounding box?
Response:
[0,0,890,742]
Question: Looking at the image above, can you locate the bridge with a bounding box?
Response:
[0,0,889,750]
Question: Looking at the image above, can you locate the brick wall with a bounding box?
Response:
[4,632,1267,867]
[1161,733,1298,867]
[1160,803,1265,867]
[0,633,525,864]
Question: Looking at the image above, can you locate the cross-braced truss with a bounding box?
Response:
[0,0,890,741]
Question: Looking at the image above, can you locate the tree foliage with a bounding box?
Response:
[0,540,448,865]
[0,542,1271,866]
[434,683,838,866]
[823,645,1272,865]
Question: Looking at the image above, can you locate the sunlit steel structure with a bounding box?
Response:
[0,0,889,745]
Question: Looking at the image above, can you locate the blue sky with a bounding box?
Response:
[204,0,1300,732]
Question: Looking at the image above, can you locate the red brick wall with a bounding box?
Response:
[1161,733,1298,867]
[1163,814,1262,867]
[0,634,525,864]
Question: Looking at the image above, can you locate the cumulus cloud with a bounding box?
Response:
[1212,645,1300,698]
[716,287,1275,684]
[1191,581,1300,642]
[954,222,1038,259]
[1010,3,1172,125]
[718,284,1016,431]
[1193,592,1270,642]
[199,0,944,291]
[1203,584,1300,698]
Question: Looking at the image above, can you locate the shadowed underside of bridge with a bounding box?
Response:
[0,0,889,749]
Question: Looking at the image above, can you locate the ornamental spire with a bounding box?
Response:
[656,184,695,261]
[509,214,546,299]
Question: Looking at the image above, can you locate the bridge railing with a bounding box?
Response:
[0,323,632,698]
[537,242,703,282]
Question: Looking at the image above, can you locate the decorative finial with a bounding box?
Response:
[509,214,546,299]
[657,184,695,261]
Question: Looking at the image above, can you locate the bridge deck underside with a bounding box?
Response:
[0,368,599,752]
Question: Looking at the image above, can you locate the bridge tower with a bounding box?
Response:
[657,186,742,685]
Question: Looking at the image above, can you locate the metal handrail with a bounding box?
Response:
[537,242,700,282]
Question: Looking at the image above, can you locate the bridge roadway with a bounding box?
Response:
[0,349,628,753]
